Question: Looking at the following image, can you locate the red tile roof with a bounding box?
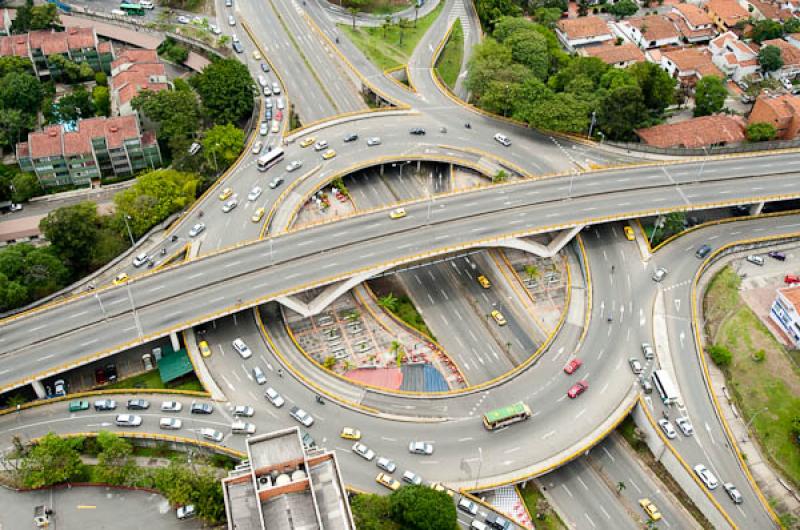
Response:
[667,12,716,40]
[583,43,646,65]
[706,0,749,27]
[672,3,713,27]
[636,115,745,148]
[23,115,142,159]
[762,38,800,67]
[780,285,800,311]
[64,26,94,49]
[557,16,611,40]
[626,15,681,42]
[111,48,158,70]
[29,125,64,159]
[0,34,30,57]
[16,142,29,159]
[110,54,168,105]
[28,30,69,55]
[663,47,724,77]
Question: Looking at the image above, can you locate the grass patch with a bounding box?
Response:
[104,370,204,392]
[342,0,413,15]
[435,19,463,90]
[704,266,800,490]
[340,0,444,71]
[519,482,566,530]
[394,295,435,340]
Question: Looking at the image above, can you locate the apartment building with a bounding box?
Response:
[110,49,171,116]
[0,26,113,78]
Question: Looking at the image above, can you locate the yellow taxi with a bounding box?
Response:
[340,427,361,440]
[199,340,212,358]
[252,50,262,60]
[389,207,406,219]
[112,272,129,285]
[624,225,635,241]
[430,482,454,497]
[638,498,662,521]
[477,275,491,289]
[299,137,316,148]
[219,187,233,200]
[491,309,507,326]
[376,472,400,491]
[322,149,337,160]
[251,207,265,223]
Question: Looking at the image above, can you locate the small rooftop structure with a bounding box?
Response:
[635,115,746,148]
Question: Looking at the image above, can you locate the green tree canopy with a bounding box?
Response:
[750,19,783,43]
[506,29,550,80]
[629,61,676,113]
[389,485,458,530]
[39,202,103,273]
[693,76,727,117]
[351,493,400,530]
[526,92,590,133]
[202,123,245,170]
[0,56,33,78]
[19,433,85,488]
[12,1,60,33]
[475,0,522,30]
[52,85,95,123]
[0,72,43,115]
[598,85,648,140]
[113,169,200,238]
[758,44,784,73]
[11,171,42,202]
[132,88,201,155]
[0,108,36,148]
[190,58,254,124]
[608,0,639,18]
[548,56,608,92]
[92,85,111,117]
[746,122,777,142]
[0,244,68,308]
[95,431,134,485]
[465,38,515,98]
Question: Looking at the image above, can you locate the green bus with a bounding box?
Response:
[119,3,145,15]
[482,401,532,430]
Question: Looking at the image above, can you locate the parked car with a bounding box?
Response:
[176,505,195,520]
[658,418,677,439]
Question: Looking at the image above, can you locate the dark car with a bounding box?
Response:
[232,41,243,54]
[344,133,358,142]
[695,244,712,259]
[191,401,213,414]
[95,367,107,385]
[486,513,512,530]
[127,399,150,410]
[105,364,118,382]
[260,62,270,73]
[768,251,787,261]
[409,128,426,135]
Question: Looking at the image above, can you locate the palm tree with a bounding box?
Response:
[349,7,358,29]
[346,309,360,321]
[378,293,398,312]
[616,481,626,495]
[414,4,419,27]
[383,15,391,39]
[525,264,540,282]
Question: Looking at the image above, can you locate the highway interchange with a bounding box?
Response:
[2,0,799,527]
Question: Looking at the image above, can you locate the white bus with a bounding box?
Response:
[651,369,679,405]
[257,147,284,172]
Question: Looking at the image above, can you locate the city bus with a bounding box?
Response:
[119,3,145,15]
[482,401,532,430]
[651,369,679,405]
[257,147,284,172]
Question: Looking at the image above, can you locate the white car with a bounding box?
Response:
[228,14,236,25]
[252,366,267,385]
[140,0,154,8]
[160,417,182,430]
[133,253,149,267]
[658,418,677,439]
[352,442,376,461]
[257,75,268,87]
[376,457,397,473]
[176,505,195,520]
[675,416,694,436]
[232,338,252,359]
[724,483,743,504]
[177,15,190,24]
[209,24,221,34]
[265,387,285,407]
[252,141,263,155]
[265,97,273,109]
[457,498,478,515]
[408,441,434,455]
[189,222,205,237]
[290,406,314,427]
[276,97,285,110]
[269,176,284,189]
[222,199,238,213]
[115,414,142,427]
[231,421,256,434]
[652,267,668,282]
[201,428,224,442]
[314,140,328,151]
[629,358,643,375]
[746,254,764,266]
[233,405,255,417]
[161,401,182,412]
[494,133,511,146]
[247,186,262,201]
[259,122,268,136]
[641,342,654,359]
[402,470,422,485]
[693,464,719,490]
[271,82,281,94]
[367,137,381,146]
[286,160,302,172]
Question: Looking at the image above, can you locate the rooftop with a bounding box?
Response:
[636,115,745,148]
[556,16,611,40]
[762,38,800,66]
[706,0,750,26]
[750,92,800,122]
[626,15,681,42]
[583,42,646,65]
[672,3,713,27]
[780,285,800,310]
[663,47,724,77]
[22,114,145,159]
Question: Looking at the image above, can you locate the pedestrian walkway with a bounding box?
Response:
[477,485,533,529]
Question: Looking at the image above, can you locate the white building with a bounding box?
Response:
[709,31,760,82]
[770,285,800,347]
[556,16,613,52]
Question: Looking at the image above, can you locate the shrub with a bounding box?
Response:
[708,344,732,366]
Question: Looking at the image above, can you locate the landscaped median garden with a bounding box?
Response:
[435,19,463,90]
[704,265,800,527]
[1,431,232,524]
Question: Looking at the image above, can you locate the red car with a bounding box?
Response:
[564,358,583,375]
[275,110,283,122]
[567,380,589,399]
[786,274,800,285]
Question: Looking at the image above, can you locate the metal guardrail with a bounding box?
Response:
[607,138,800,156]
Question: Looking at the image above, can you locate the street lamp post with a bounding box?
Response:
[473,447,483,490]
[742,407,768,442]
[696,146,709,184]
[94,292,107,320]
[125,280,143,338]
[122,214,135,246]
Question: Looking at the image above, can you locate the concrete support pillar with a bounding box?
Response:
[169,331,180,352]
[749,201,765,216]
[416,160,421,172]
[31,379,46,399]
[379,164,384,176]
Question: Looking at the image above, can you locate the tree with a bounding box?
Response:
[95,431,134,485]
[0,56,33,78]
[663,211,686,235]
[190,58,254,125]
[784,17,800,34]
[351,493,399,530]
[0,272,28,311]
[0,72,43,115]
[533,7,562,28]
[378,292,399,312]
[608,0,639,18]
[389,485,458,530]
[323,356,336,369]
[475,0,522,30]
[12,1,60,33]
[750,19,783,43]
[132,88,201,155]
[39,202,103,273]
[92,85,111,117]
[53,86,95,123]
[113,169,200,238]
[629,61,675,113]
[693,76,727,117]
[95,71,108,86]
[202,123,245,171]
[525,264,540,281]
[157,38,189,64]
[746,122,777,142]
[506,29,550,80]
[493,169,508,182]
[708,344,732,366]
[759,44,783,73]
[525,92,590,134]
[46,54,84,82]
[597,85,649,140]
[11,172,42,202]
[0,108,35,148]
[18,433,85,488]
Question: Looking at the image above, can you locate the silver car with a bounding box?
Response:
[629,358,643,375]
[265,387,285,407]
[652,267,667,282]
[159,417,182,430]
[408,441,434,455]
[222,199,238,213]
[251,366,267,385]
[693,464,719,490]
[658,418,677,439]
[115,414,142,427]
[233,405,255,417]
[286,160,302,172]
[189,222,205,237]
[290,406,314,427]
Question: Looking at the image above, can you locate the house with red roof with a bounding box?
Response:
[660,47,724,87]
[110,48,171,115]
[16,113,161,188]
[556,16,613,52]
[748,92,800,138]
[668,4,716,43]
[615,15,682,49]
[709,31,760,82]
[635,115,746,148]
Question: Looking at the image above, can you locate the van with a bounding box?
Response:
[140,0,154,8]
